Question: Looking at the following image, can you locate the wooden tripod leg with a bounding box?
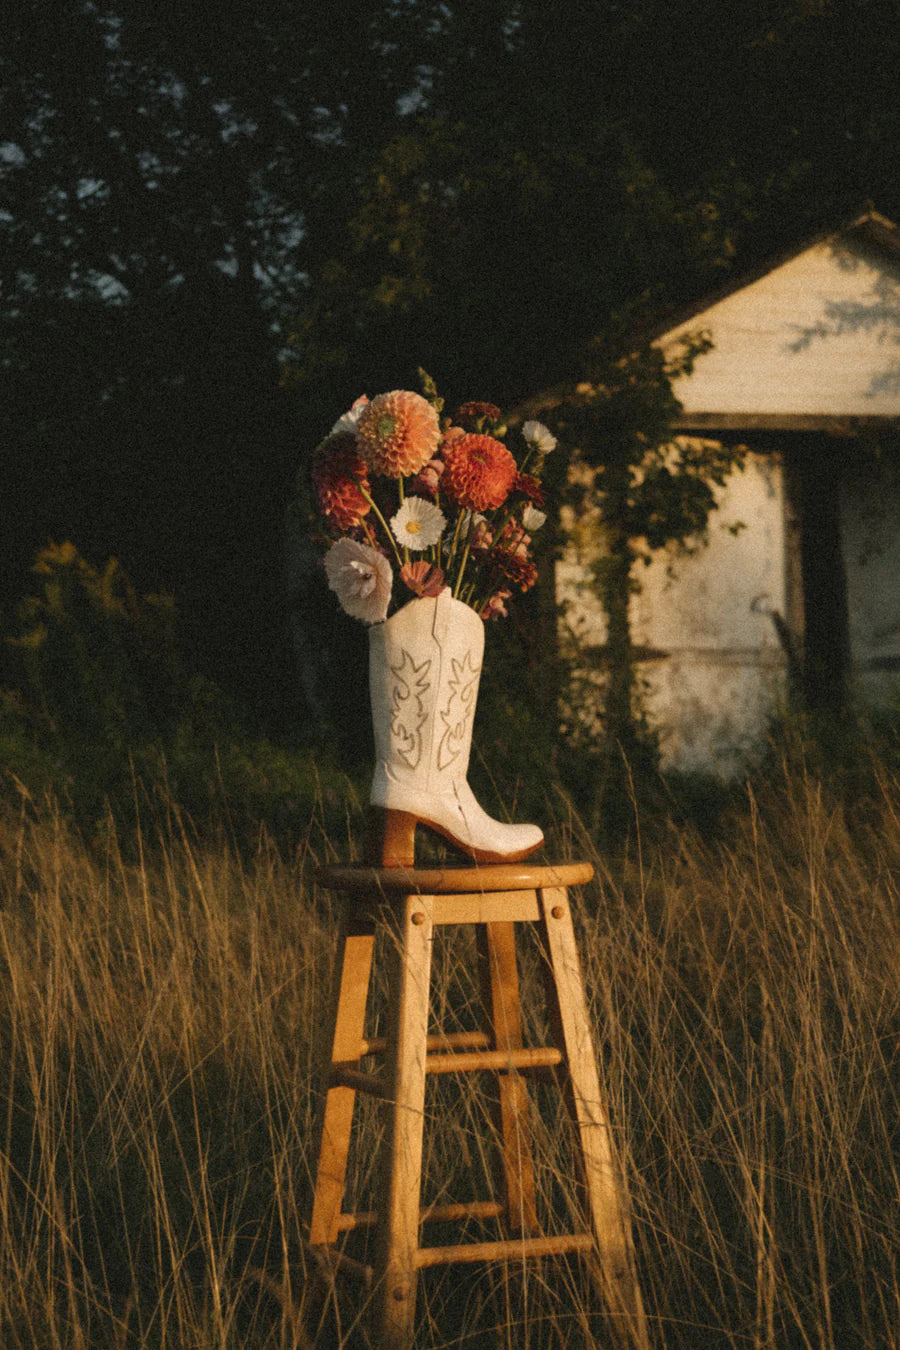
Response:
[374,892,435,1350]
[308,915,376,1248]
[538,887,650,1350]
[476,920,539,1235]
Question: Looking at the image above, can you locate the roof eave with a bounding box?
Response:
[650,206,900,346]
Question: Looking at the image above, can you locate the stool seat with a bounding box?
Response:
[316,860,595,893]
[306,860,648,1349]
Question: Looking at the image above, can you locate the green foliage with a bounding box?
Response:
[1,543,351,845]
[545,338,745,810]
[6,540,183,749]
[296,108,731,408]
[558,335,738,552]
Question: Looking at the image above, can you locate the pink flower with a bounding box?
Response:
[409,458,445,498]
[499,521,531,557]
[474,521,492,547]
[356,390,441,478]
[400,561,446,598]
[480,589,512,621]
[324,537,392,624]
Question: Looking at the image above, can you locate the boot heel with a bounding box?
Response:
[367,808,418,867]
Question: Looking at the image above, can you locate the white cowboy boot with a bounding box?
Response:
[368,588,544,867]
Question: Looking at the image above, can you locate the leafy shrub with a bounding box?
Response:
[1,542,355,846]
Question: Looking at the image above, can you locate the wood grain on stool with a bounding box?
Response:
[306,861,649,1350]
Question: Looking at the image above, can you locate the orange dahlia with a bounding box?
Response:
[312,433,371,531]
[441,434,517,512]
[356,390,441,478]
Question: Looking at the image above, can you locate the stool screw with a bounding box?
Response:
[551,905,564,919]
[411,911,426,926]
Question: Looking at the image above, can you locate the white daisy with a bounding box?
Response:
[522,420,557,454]
[390,496,446,551]
[522,505,547,531]
[324,537,392,624]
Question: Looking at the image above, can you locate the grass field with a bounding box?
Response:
[0,757,897,1347]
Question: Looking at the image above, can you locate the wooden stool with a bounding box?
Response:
[307,862,648,1349]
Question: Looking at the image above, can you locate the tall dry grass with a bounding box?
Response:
[0,761,897,1347]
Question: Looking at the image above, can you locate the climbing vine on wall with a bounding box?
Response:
[547,333,743,792]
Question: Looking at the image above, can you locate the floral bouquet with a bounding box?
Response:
[310,374,557,625]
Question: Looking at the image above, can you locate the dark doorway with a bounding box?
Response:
[785,437,852,712]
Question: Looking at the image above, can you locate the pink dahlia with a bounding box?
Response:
[356,390,441,478]
[312,434,371,532]
[441,434,517,512]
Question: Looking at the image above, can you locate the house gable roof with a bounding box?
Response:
[656,208,900,433]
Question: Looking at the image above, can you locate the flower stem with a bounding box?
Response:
[358,485,404,568]
[452,515,477,598]
[445,509,466,581]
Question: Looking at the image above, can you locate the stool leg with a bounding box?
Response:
[374,892,435,1349]
[476,920,539,1234]
[538,886,650,1350]
[308,916,376,1248]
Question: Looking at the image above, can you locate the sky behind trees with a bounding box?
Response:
[3,0,898,719]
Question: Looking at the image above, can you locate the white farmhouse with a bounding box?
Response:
[558,209,900,776]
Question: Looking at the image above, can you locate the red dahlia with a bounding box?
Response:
[456,401,501,424]
[489,548,538,593]
[513,473,545,507]
[312,433,371,531]
[441,434,517,512]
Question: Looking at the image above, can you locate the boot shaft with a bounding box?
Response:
[369,589,484,796]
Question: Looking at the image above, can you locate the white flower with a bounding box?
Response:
[522,505,547,531]
[324,537,392,624]
[522,420,557,454]
[390,496,446,551]
[330,395,369,438]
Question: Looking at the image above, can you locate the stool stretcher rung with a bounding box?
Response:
[414,1231,595,1269]
[307,861,649,1349]
[425,1045,562,1074]
[329,1066,385,1095]
[307,1244,373,1286]
[335,1198,505,1233]
[360,1030,490,1056]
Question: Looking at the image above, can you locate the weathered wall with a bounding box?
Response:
[558,449,789,777]
[557,218,900,775]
